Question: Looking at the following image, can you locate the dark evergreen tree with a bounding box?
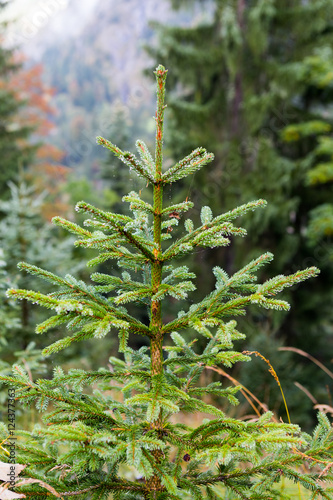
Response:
[0,65,332,500]
[281,46,333,256]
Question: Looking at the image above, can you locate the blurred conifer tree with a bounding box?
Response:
[0,2,36,196]
[0,182,86,369]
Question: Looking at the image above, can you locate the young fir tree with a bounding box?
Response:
[0,181,82,354]
[1,66,332,500]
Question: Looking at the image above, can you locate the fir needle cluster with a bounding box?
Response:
[0,66,332,500]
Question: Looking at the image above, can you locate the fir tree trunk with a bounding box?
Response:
[146,65,168,498]
[150,66,167,381]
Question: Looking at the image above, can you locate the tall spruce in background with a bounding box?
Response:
[148,0,333,423]
[280,44,333,286]
[0,65,332,500]
[0,1,35,196]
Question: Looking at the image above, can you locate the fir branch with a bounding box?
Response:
[74,233,123,251]
[161,201,194,216]
[6,288,59,309]
[230,252,274,282]
[114,287,152,305]
[97,136,156,184]
[187,455,321,487]
[52,216,92,238]
[17,262,68,286]
[163,200,266,260]
[162,147,214,183]
[75,200,155,261]
[163,354,215,367]
[36,314,71,334]
[42,270,151,337]
[41,330,100,356]
[57,368,151,388]
[61,478,146,496]
[213,198,268,223]
[180,397,225,417]
[136,140,155,177]
[87,249,149,267]
[257,267,320,296]
[123,191,155,215]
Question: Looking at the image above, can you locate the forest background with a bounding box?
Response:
[0,0,333,431]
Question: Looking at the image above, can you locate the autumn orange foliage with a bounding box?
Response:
[9,55,70,219]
